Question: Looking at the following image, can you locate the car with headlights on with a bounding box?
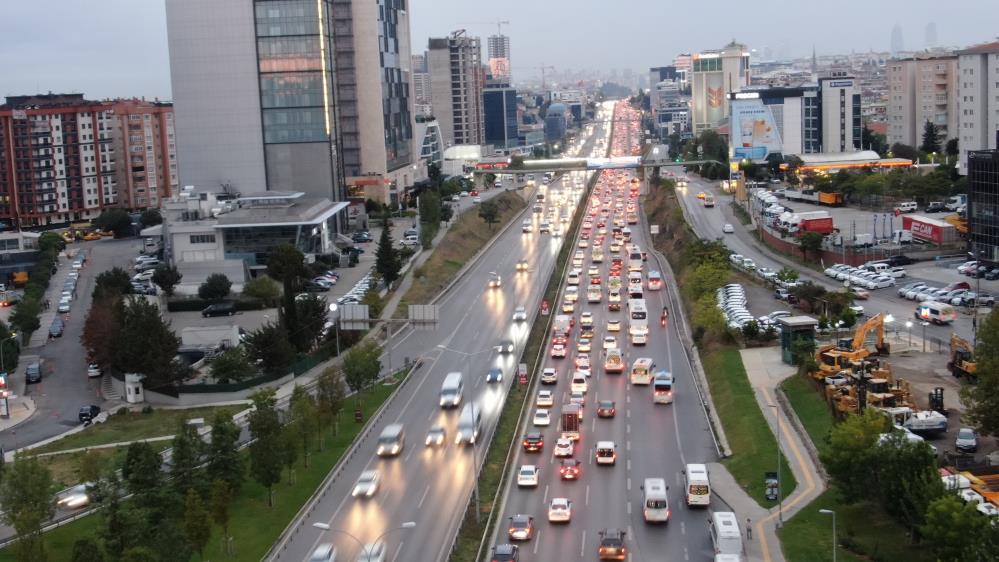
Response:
[352,470,380,498]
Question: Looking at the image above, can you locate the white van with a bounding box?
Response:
[455,403,481,445]
[376,424,405,457]
[641,478,671,523]
[571,373,588,393]
[439,372,463,408]
[895,201,918,213]
[684,463,711,506]
[916,301,957,325]
[595,441,617,465]
[709,512,744,559]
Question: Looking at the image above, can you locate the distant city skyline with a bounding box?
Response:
[0,0,997,99]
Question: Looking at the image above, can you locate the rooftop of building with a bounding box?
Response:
[2,92,108,110]
[889,53,958,62]
[165,189,348,228]
[957,41,999,55]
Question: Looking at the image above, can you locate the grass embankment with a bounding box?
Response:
[0,385,396,562]
[643,183,796,506]
[730,200,752,225]
[450,177,595,561]
[778,375,932,562]
[395,191,528,317]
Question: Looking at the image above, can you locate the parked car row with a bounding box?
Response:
[717,284,755,330]
[957,260,999,280]
[823,264,897,290]
[896,281,994,307]
[335,270,375,306]
[728,253,756,272]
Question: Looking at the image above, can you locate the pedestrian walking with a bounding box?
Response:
[746,517,752,540]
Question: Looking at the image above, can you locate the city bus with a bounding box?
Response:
[630,357,654,385]
[652,370,674,404]
[684,463,711,506]
[628,298,648,345]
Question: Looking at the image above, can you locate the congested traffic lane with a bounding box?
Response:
[493,103,718,562]
[272,107,615,562]
[678,175,973,341]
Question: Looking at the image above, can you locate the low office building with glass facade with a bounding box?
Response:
[968,149,999,263]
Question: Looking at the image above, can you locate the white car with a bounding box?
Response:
[87,364,102,378]
[352,470,380,498]
[553,438,574,457]
[536,390,554,407]
[580,311,594,325]
[603,335,618,350]
[132,270,154,282]
[548,498,572,522]
[512,306,527,322]
[577,338,592,352]
[722,223,734,233]
[517,465,540,487]
[533,409,551,426]
[472,196,482,204]
[607,319,621,332]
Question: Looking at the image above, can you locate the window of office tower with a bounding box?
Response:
[255,0,334,144]
[379,0,412,170]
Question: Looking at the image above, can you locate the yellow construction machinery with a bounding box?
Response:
[948,334,977,381]
[944,214,968,237]
[815,312,891,377]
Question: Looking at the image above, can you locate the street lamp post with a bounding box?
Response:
[819,509,837,562]
[312,521,416,559]
[906,321,913,347]
[0,333,17,374]
[328,304,341,357]
[768,403,784,527]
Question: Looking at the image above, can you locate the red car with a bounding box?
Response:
[523,433,544,452]
[560,458,582,480]
[597,400,617,418]
[470,190,479,196]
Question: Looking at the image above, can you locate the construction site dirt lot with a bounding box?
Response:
[886,347,996,460]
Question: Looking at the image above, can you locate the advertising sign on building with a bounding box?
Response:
[730,99,783,162]
[704,73,725,126]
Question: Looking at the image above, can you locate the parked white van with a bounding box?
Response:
[916,301,957,325]
[895,201,918,213]
[709,512,744,559]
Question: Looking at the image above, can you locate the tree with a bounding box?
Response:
[961,310,999,435]
[121,548,157,562]
[247,389,283,507]
[151,265,182,297]
[740,320,760,339]
[206,410,244,494]
[873,433,944,531]
[244,322,297,378]
[198,273,232,301]
[375,225,402,287]
[76,449,105,483]
[242,275,280,303]
[267,244,307,344]
[10,298,40,341]
[478,200,500,229]
[440,201,454,223]
[342,339,382,396]
[71,538,105,562]
[171,418,205,495]
[121,441,162,497]
[93,267,133,301]
[891,142,920,162]
[798,231,824,260]
[921,120,942,154]
[210,347,255,384]
[316,367,347,440]
[112,297,182,390]
[775,267,799,284]
[209,479,234,556]
[289,385,318,467]
[945,137,959,158]
[290,294,328,353]
[279,425,299,484]
[183,489,211,560]
[862,126,889,156]
[921,493,989,561]
[418,190,441,225]
[81,298,121,370]
[94,208,132,238]
[139,209,163,228]
[821,408,888,502]
[96,473,135,559]
[0,455,55,562]
[427,162,442,187]
[38,232,66,254]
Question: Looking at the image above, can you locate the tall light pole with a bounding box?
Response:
[921,321,930,352]
[819,508,837,562]
[328,303,341,357]
[768,403,784,527]
[312,521,416,558]
[906,320,913,347]
[0,333,17,374]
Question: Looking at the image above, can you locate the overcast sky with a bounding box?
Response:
[2,0,996,101]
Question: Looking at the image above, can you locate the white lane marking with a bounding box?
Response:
[427,409,437,422]
[543,484,549,505]
[533,530,542,554]
[684,547,690,561]
[626,440,631,452]
[591,417,596,432]
[626,501,631,515]
[585,484,590,505]
[680,521,686,535]
[580,530,587,558]
[391,541,404,562]
[626,393,631,404]
[418,484,430,509]
[626,408,631,419]
[404,442,416,463]
[627,476,631,490]
[626,423,631,434]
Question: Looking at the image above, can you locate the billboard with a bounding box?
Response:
[730,98,783,162]
[704,72,725,127]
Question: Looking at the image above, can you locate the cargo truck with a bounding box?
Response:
[798,217,835,235]
[560,404,581,441]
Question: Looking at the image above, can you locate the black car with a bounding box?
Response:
[79,405,101,424]
[925,202,947,213]
[49,318,65,338]
[887,255,914,267]
[486,368,503,383]
[351,231,373,243]
[598,528,628,560]
[25,362,42,384]
[986,268,999,281]
[491,544,519,562]
[201,301,236,317]
[303,281,331,293]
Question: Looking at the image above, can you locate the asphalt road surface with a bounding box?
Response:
[491,108,720,562]
[272,106,615,562]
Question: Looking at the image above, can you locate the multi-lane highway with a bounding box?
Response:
[271,104,616,562]
[491,104,719,562]
[677,175,976,342]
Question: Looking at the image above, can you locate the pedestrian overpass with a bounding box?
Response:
[472,155,724,179]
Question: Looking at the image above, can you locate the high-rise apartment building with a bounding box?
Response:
[108,98,179,209]
[428,31,485,146]
[957,41,999,175]
[165,0,345,202]
[412,53,433,116]
[673,54,692,91]
[333,0,419,205]
[0,94,117,228]
[487,34,511,82]
[690,42,750,134]
[483,84,518,149]
[886,55,958,149]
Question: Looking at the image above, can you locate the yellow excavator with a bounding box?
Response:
[948,334,977,381]
[816,312,891,376]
